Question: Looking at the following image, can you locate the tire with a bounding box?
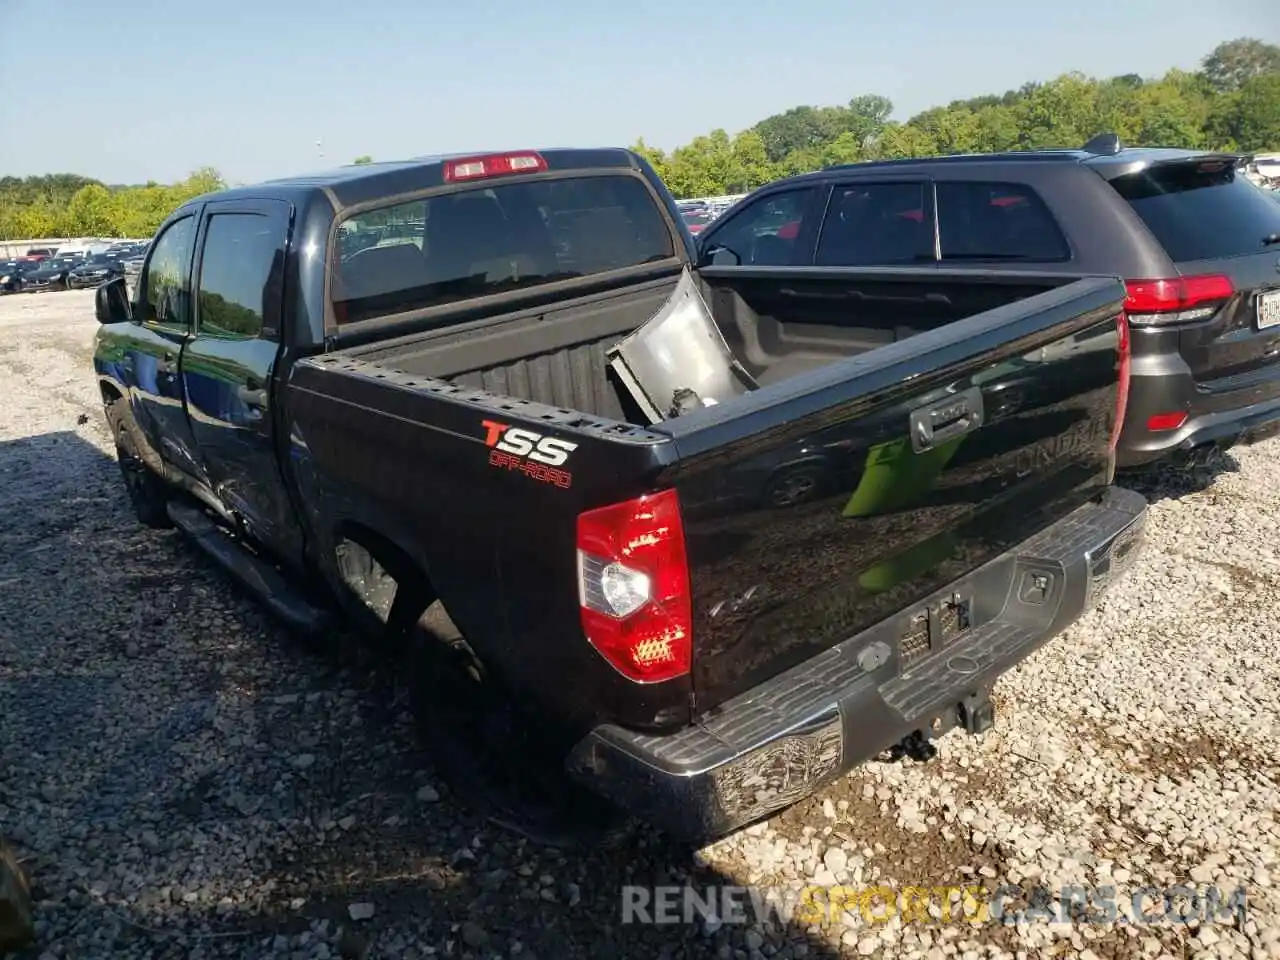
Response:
[399,596,632,850]
[109,401,172,529]
[765,463,825,507]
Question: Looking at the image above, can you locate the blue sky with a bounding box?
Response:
[0,0,1275,185]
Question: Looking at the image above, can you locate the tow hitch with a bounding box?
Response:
[958,691,996,735]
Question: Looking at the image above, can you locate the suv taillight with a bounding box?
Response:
[1110,311,1131,454]
[1123,274,1234,325]
[576,488,692,684]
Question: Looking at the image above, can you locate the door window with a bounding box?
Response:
[700,187,818,266]
[937,182,1070,262]
[139,215,196,329]
[815,182,932,265]
[196,212,286,339]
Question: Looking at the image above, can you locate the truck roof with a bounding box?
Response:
[182,148,646,213]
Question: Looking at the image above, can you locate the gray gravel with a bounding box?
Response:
[2,289,1278,959]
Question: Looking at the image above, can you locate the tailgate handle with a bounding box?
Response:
[910,387,984,453]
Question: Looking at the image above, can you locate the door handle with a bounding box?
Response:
[909,386,984,453]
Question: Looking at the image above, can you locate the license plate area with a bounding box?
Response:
[897,593,972,670]
[1258,290,1280,330]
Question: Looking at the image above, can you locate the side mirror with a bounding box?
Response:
[95,276,132,325]
[703,245,741,267]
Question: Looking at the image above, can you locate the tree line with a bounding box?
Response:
[635,38,1280,198]
[0,169,226,242]
[1,38,1277,241]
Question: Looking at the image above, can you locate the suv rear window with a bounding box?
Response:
[332,174,675,324]
[1108,162,1280,263]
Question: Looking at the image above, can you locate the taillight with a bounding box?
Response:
[1147,411,1189,432]
[1123,274,1234,325]
[1110,311,1131,453]
[576,488,692,684]
[442,151,547,183]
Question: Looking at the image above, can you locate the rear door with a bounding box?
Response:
[813,178,935,266]
[182,197,301,559]
[1104,158,1280,384]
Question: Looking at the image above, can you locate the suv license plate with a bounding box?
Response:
[1259,290,1280,330]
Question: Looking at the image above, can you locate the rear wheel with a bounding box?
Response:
[396,592,631,850]
[110,403,172,529]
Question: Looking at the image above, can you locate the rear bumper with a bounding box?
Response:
[1117,339,1280,468]
[567,487,1147,843]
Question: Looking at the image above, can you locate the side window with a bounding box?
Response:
[815,182,932,266]
[701,188,817,266]
[139,215,196,328]
[937,182,1070,262]
[196,213,285,339]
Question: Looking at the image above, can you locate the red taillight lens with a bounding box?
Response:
[442,151,547,183]
[1147,411,1189,432]
[576,489,692,684]
[1110,312,1131,453]
[1123,274,1234,325]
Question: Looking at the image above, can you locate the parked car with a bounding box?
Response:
[1,259,41,294]
[92,147,1144,844]
[696,133,1280,470]
[68,253,126,290]
[24,247,56,261]
[680,207,714,236]
[22,255,82,292]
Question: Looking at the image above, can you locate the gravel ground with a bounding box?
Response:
[1,289,1278,960]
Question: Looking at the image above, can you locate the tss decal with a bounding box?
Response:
[482,420,577,488]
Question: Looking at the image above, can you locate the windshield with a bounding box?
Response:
[332,173,676,325]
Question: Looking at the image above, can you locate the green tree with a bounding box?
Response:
[63,184,118,236]
[754,106,841,163]
[629,138,671,183]
[352,155,374,165]
[1201,38,1280,93]
[1231,73,1280,150]
[729,130,777,191]
[1013,72,1103,148]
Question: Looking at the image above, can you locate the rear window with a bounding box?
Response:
[1108,162,1280,263]
[332,174,675,324]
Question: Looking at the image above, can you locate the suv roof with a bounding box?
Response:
[811,134,1245,184]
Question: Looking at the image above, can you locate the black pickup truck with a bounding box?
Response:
[92,148,1146,843]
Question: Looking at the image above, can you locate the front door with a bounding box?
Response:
[181,197,302,562]
[124,211,204,479]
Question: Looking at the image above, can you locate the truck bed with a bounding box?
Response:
[332,267,1076,425]
[290,266,1127,733]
